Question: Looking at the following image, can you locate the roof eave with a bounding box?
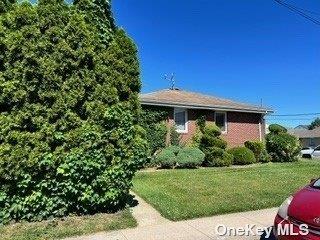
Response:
[141,101,273,114]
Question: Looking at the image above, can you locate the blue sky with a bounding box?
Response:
[112,0,320,128]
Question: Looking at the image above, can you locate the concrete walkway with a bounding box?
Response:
[63,194,278,240]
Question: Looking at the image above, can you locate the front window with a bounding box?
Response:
[174,108,188,133]
[215,112,227,133]
[309,138,315,147]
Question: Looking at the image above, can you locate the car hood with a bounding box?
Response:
[288,186,320,227]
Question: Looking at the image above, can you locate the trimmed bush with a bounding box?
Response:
[259,149,272,163]
[187,128,202,148]
[268,124,287,134]
[199,123,230,167]
[203,124,221,138]
[204,147,233,167]
[154,146,180,168]
[170,126,182,146]
[176,147,205,168]
[0,0,148,224]
[154,146,204,169]
[200,136,227,150]
[228,147,256,165]
[244,140,271,163]
[266,132,301,162]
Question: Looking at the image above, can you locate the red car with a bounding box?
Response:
[274,178,320,240]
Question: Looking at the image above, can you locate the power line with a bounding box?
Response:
[266,118,316,121]
[268,113,320,117]
[273,0,320,26]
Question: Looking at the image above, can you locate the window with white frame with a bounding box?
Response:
[215,112,227,133]
[174,108,188,133]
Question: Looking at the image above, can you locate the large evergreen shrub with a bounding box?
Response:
[199,124,231,167]
[0,0,148,223]
[139,106,170,154]
[266,124,300,162]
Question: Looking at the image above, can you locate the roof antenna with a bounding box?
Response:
[164,73,176,90]
[260,98,263,108]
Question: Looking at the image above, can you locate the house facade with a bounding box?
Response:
[140,89,273,147]
[288,127,320,148]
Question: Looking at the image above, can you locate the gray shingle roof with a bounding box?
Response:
[288,127,320,138]
[140,89,273,114]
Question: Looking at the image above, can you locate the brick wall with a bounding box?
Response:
[222,112,262,147]
[166,108,264,147]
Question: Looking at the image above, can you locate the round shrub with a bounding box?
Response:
[244,140,271,163]
[269,124,287,134]
[200,136,227,150]
[203,147,233,167]
[228,147,256,165]
[176,147,205,168]
[244,141,263,159]
[259,149,272,163]
[0,0,148,224]
[203,123,221,137]
[154,146,181,168]
[266,132,300,162]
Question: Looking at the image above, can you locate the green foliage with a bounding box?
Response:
[195,115,206,133]
[176,147,205,168]
[139,106,170,154]
[0,0,147,224]
[266,132,301,162]
[201,136,227,150]
[204,147,233,167]
[244,140,271,163]
[187,128,202,148]
[203,123,221,137]
[199,123,230,166]
[268,124,287,134]
[259,149,272,163]
[154,146,204,169]
[309,117,320,130]
[74,0,115,46]
[154,146,181,168]
[0,0,15,13]
[170,125,181,146]
[228,147,256,165]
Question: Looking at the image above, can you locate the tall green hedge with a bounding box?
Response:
[0,0,148,223]
[266,124,300,162]
[139,106,170,154]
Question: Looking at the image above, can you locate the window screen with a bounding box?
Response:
[215,112,226,132]
[174,109,187,131]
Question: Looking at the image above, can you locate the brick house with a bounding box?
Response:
[140,89,273,147]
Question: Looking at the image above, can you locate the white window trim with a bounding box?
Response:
[174,108,188,134]
[214,111,227,134]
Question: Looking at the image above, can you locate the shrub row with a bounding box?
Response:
[154,146,205,169]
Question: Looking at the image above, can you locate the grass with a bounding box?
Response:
[133,160,320,221]
[0,209,136,240]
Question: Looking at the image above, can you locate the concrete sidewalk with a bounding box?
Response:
[64,194,278,240]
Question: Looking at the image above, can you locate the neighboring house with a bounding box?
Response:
[288,127,320,148]
[140,89,273,147]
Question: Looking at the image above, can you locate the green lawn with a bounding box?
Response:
[133,160,320,221]
[0,209,136,240]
